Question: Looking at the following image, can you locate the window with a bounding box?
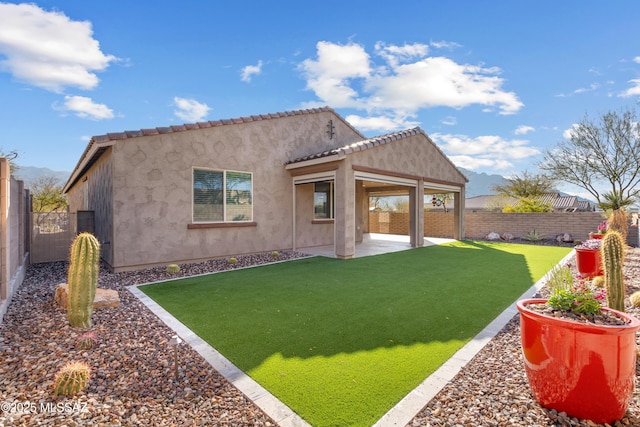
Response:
[193,169,253,222]
[314,181,334,219]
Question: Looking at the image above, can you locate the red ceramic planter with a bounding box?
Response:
[574,248,603,278]
[589,232,605,240]
[517,299,640,424]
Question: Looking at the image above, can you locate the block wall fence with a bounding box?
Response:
[369,211,636,244]
[0,158,30,323]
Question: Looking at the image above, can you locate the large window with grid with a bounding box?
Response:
[193,169,253,222]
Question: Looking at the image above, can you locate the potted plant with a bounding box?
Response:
[574,238,603,278]
[589,220,607,240]
[517,231,640,424]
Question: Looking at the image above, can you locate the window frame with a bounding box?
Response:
[192,167,253,224]
[314,180,334,220]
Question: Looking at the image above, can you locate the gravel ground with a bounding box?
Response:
[1,246,639,426]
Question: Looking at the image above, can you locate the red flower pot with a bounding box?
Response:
[589,232,605,240]
[575,248,603,278]
[517,299,640,424]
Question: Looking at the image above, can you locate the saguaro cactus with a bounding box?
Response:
[67,232,100,328]
[601,230,625,312]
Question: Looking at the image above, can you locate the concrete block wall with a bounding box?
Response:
[370,211,615,243]
[1,158,29,323]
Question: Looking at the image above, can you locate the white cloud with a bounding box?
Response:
[573,82,600,94]
[173,97,211,122]
[366,57,522,115]
[431,133,540,171]
[240,60,263,82]
[299,41,372,108]
[441,116,457,126]
[345,114,419,132]
[374,42,429,68]
[56,95,114,120]
[448,155,513,170]
[515,125,535,135]
[0,3,117,92]
[429,40,462,50]
[634,56,640,64]
[620,79,640,97]
[298,41,523,129]
[563,124,580,139]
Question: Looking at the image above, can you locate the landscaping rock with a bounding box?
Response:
[556,232,574,243]
[54,284,120,309]
[4,248,639,426]
[486,232,501,240]
[501,232,514,241]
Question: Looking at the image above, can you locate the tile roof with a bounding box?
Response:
[91,106,345,144]
[63,106,361,192]
[287,127,426,164]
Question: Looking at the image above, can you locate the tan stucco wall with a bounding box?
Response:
[105,111,361,270]
[347,133,466,186]
[66,152,114,266]
[294,183,333,248]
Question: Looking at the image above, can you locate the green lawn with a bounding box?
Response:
[140,241,571,427]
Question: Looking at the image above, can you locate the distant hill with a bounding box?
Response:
[458,167,507,198]
[12,166,71,187]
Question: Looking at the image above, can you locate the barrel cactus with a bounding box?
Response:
[601,230,625,312]
[53,362,91,396]
[67,232,100,328]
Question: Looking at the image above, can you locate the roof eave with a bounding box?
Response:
[62,139,115,194]
[285,153,346,170]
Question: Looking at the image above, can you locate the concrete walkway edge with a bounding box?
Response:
[128,285,311,427]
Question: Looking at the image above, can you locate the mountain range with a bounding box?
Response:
[12,166,71,187]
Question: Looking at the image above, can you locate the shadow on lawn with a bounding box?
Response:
[140,241,567,370]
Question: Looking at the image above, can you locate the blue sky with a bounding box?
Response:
[2,1,640,193]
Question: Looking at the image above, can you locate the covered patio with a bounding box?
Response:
[299,233,457,258]
[286,128,467,259]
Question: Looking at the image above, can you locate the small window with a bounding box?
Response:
[314,181,334,219]
[193,169,253,222]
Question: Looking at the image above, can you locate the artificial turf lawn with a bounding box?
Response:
[140,241,571,427]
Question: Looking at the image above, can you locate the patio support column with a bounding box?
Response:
[334,164,356,258]
[416,180,424,247]
[453,187,465,240]
[409,187,416,247]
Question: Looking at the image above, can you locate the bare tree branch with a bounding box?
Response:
[539,107,640,207]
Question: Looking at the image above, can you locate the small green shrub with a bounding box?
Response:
[546,264,606,316]
[630,291,640,307]
[53,362,90,396]
[228,257,238,265]
[522,229,543,242]
[166,264,180,274]
[75,331,98,350]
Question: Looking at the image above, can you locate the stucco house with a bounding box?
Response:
[63,107,467,272]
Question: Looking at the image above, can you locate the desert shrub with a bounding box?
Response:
[75,331,98,350]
